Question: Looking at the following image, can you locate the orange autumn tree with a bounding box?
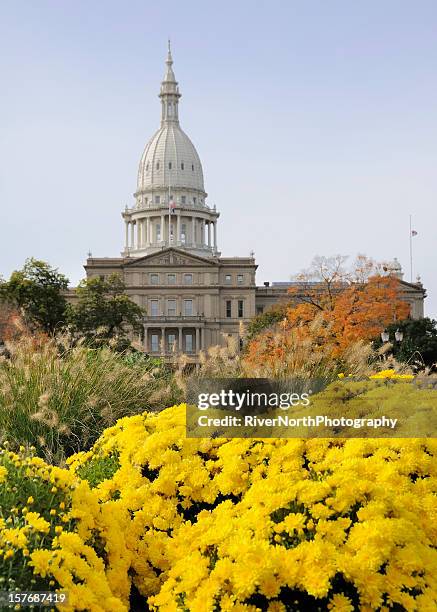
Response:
[244,255,410,373]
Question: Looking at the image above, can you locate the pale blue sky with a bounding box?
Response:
[1,1,436,316]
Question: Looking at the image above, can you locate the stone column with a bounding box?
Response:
[177,213,181,245]
[149,218,153,245]
[143,327,148,352]
[201,220,205,246]
[195,327,200,352]
[130,221,135,249]
[201,327,205,349]
[178,327,182,351]
[213,222,217,250]
[191,216,196,247]
[145,218,149,246]
[160,214,165,243]
[125,221,129,250]
[207,221,211,248]
[137,220,142,248]
[161,327,165,353]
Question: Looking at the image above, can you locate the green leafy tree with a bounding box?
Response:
[245,304,288,342]
[67,274,144,349]
[0,259,68,333]
[373,317,437,370]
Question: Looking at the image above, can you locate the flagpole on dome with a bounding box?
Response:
[168,182,171,245]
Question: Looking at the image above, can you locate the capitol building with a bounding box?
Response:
[84,45,425,359]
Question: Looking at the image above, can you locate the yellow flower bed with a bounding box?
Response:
[68,405,437,611]
[0,445,130,611]
[369,369,415,380]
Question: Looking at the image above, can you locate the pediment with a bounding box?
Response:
[124,248,217,268]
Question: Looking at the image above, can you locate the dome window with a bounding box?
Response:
[146,163,149,172]
[156,161,160,170]
[169,162,172,169]
[192,164,194,171]
[181,162,184,170]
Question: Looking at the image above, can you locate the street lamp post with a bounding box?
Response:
[380,328,404,344]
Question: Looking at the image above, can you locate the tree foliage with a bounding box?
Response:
[0,259,68,334]
[67,274,144,349]
[245,255,411,369]
[373,317,437,370]
[245,304,288,341]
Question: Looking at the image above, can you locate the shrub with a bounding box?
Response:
[372,318,437,371]
[0,444,129,611]
[0,334,180,463]
[69,393,437,611]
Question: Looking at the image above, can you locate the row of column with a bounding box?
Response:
[125,215,217,251]
[144,326,204,353]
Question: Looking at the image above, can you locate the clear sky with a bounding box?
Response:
[1,1,436,316]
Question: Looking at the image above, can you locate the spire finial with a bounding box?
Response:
[166,39,173,66]
[159,41,181,124]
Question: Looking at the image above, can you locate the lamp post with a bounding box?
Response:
[380,328,404,363]
[381,329,403,344]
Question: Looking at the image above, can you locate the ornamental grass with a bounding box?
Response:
[0,334,180,463]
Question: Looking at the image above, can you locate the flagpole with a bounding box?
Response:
[409,214,413,282]
[168,183,171,246]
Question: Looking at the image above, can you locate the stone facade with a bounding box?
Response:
[84,249,256,358]
[255,279,426,320]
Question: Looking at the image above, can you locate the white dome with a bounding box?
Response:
[137,123,205,194]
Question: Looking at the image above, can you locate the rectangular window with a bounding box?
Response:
[226,300,232,318]
[156,223,161,242]
[185,333,193,353]
[183,273,193,284]
[181,195,186,204]
[167,333,176,352]
[155,195,160,204]
[184,299,193,316]
[150,299,159,317]
[167,299,177,316]
[150,273,159,284]
[151,334,159,352]
[167,273,176,284]
[238,300,244,318]
[181,223,186,243]
[256,306,264,315]
[237,274,244,284]
[225,274,232,284]
[193,196,197,204]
